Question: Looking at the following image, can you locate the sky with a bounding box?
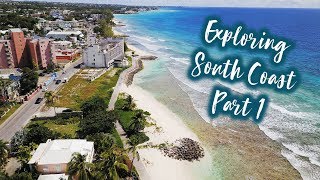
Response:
[19,0,320,8]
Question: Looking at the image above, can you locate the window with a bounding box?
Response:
[43,166,49,173]
[55,165,61,172]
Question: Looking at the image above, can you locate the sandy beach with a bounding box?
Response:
[120,83,213,180]
[114,35,213,179]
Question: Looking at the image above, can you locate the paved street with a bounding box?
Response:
[0,59,83,142]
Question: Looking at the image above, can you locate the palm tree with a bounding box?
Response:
[126,139,140,179]
[44,91,57,114]
[67,153,93,180]
[0,140,8,169]
[128,110,146,135]
[97,149,128,180]
[122,95,136,111]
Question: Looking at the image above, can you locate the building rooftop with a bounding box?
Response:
[28,139,94,165]
[9,28,23,33]
[47,30,82,36]
[38,174,69,180]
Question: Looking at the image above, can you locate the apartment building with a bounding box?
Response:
[0,28,56,69]
[83,38,125,68]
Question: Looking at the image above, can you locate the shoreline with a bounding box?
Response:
[118,39,213,179]
[114,28,302,179]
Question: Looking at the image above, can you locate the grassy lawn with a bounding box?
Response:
[115,95,149,145]
[28,117,80,138]
[54,68,122,110]
[28,117,124,147]
[0,103,21,125]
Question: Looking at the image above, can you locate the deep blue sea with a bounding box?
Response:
[115,7,320,179]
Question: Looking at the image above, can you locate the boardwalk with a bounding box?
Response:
[107,57,150,179]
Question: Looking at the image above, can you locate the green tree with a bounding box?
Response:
[25,124,60,145]
[80,96,107,117]
[19,67,38,95]
[78,111,116,138]
[86,133,115,154]
[126,139,140,178]
[96,150,128,180]
[67,153,93,180]
[10,172,33,180]
[0,78,12,102]
[122,95,136,111]
[128,110,147,135]
[10,130,27,153]
[16,143,37,165]
[44,91,56,105]
[44,91,57,114]
[0,140,8,168]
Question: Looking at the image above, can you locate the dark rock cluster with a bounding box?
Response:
[126,59,143,86]
[140,55,158,60]
[161,138,205,162]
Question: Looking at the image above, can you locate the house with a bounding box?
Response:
[83,38,125,68]
[55,48,81,63]
[46,31,84,41]
[28,139,94,174]
[51,41,72,50]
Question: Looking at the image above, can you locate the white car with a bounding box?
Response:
[42,87,48,92]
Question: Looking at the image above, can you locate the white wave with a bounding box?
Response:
[282,148,320,180]
[269,103,314,119]
[169,56,189,61]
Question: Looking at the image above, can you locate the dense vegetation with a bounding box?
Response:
[116,94,150,145]
[19,68,39,95]
[93,9,115,38]
[0,13,37,30]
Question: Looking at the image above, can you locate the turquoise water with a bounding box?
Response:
[115,7,320,179]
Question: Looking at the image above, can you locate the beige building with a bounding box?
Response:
[28,139,94,174]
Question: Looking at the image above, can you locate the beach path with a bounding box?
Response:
[107,56,151,179]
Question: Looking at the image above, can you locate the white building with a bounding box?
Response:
[83,38,125,68]
[51,41,72,50]
[46,31,83,41]
[38,174,69,180]
[28,139,94,174]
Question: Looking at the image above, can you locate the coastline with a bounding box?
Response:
[114,27,302,179]
[117,38,214,179]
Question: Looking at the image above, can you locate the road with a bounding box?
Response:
[0,59,83,142]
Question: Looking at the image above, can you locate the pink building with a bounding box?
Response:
[28,38,56,69]
[0,40,15,69]
[0,28,56,69]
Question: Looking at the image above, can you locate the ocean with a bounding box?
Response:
[115,7,320,179]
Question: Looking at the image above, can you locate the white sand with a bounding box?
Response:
[115,27,213,180]
[121,84,212,180]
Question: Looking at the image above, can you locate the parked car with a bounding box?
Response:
[35,98,43,104]
[63,78,68,83]
[42,87,48,92]
[55,80,62,84]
